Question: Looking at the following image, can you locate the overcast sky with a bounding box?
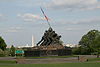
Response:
[0,0,100,47]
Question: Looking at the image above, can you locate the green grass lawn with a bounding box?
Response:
[0,56,100,67]
[0,63,100,67]
[89,58,100,61]
[0,60,16,64]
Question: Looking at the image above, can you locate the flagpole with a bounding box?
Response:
[47,20,51,28]
[40,7,51,28]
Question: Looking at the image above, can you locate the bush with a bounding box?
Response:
[0,49,5,57]
[0,49,10,57]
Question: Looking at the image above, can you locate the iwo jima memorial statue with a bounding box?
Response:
[24,8,72,57]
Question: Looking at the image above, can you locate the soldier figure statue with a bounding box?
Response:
[37,27,62,46]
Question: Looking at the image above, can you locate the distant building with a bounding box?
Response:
[65,44,80,48]
[17,35,36,48]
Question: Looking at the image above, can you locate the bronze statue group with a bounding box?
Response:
[37,27,62,46]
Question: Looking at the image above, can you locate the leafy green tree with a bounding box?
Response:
[72,46,90,55]
[0,36,7,51]
[10,45,15,56]
[79,30,100,55]
[92,35,100,58]
[0,49,5,56]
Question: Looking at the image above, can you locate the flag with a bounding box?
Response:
[40,7,49,21]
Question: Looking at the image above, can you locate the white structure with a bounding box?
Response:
[32,35,35,47]
[17,35,35,48]
[65,44,80,48]
[26,44,30,47]
[18,44,30,48]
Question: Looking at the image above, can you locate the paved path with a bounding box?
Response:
[16,57,80,64]
[16,55,98,64]
[0,57,16,61]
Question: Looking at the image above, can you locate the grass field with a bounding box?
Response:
[89,58,100,61]
[0,56,100,67]
[0,60,16,64]
[0,63,100,67]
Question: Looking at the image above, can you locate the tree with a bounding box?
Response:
[79,30,100,55]
[10,45,15,56]
[0,49,10,57]
[72,46,90,55]
[0,49,5,57]
[0,36,7,51]
[92,35,100,58]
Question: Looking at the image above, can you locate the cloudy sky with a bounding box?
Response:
[0,0,100,47]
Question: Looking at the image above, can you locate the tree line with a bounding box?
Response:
[0,36,15,57]
[73,30,100,58]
